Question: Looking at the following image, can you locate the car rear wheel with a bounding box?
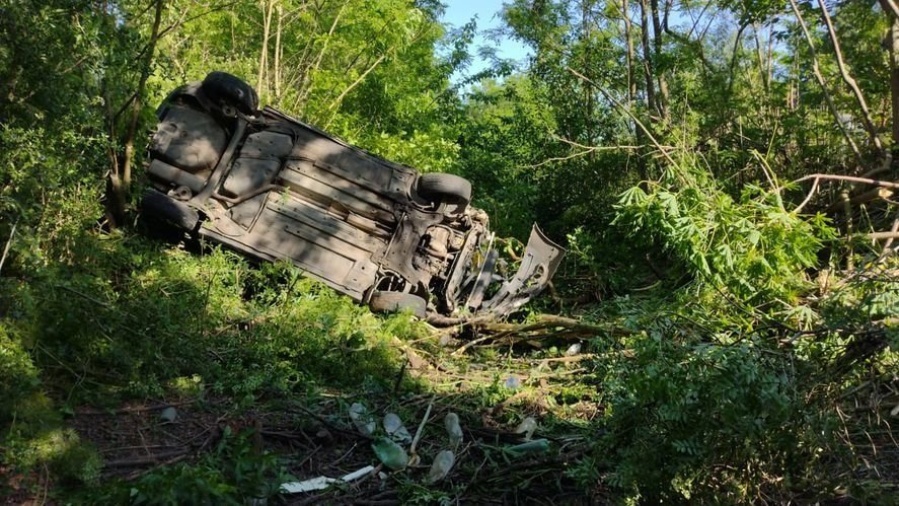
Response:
[201,72,259,115]
[369,291,427,318]
[417,173,471,210]
[141,190,200,232]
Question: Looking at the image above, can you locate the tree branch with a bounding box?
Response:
[816,0,884,153]
[788,0,863,166]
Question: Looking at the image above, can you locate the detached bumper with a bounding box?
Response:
[481,225,565,316]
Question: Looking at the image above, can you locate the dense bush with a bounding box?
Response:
[595,325,835,502]
[0,325,40,424]
[615,154,836,303]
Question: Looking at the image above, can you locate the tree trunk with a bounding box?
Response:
[752,23,769,93]
[622,0,648,181]
[106,0,165,229]
[257,0,274,98]
[817,0,883,154]
[622,0,635,110]
[581,0,594,149]
[648,0,668,120]
[274,4,283,102]
[638,0,657,119]
[883,0,899,153]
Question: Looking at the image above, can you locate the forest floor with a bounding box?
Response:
[8,318,606,505]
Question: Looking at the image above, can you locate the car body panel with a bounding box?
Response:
[142,73,565,317]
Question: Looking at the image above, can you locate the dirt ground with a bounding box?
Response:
[57,393,596,505]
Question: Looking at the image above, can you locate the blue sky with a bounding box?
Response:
[439,0,532,80]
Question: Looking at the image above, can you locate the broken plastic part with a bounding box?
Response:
[372,437,409,470]
[565,343,582,356]
[349,402,376,436]
[425,450,456,484]
[444,412,463,449]
[514,417,537,441]
[482,225,565,315]
[280,465,375,494]
[383,412,412,444]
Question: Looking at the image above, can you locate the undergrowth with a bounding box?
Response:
[2,133,898,503]
[0,192,428,498]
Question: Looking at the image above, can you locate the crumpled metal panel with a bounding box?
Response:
[481,225,565,315]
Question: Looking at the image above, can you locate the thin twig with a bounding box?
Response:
[788,0,863,165]
[409,396,434,456]
[324,53,387,128]
[0,219,17,275]
[105,448,189,467]
[880,219,899,257]
[793,175,821,214]
[329,442,358,468]
[75,399,198,415]
[784,174,899,193]
[865,232,899,240]
[566,66,677,167]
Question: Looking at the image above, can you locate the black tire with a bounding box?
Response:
[201,72,259,115]
[417,174,472,206]
[141,190,200,232]
[369,291,427,318]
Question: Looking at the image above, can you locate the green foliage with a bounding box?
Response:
[615,155,836,302]
[89,427,292,505]
[0,126,109,269]
[7,238,419,403]
[454,77,560,239]
[592,316,838,502]
[345,128,460,174]
[4,428,102,486]
[818,261,899,327]
[0,325,40,424]
[2,0,898,501]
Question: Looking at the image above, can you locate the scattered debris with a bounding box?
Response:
[280,465,375,494]
[349,402,376,436]
[372,437,409,470]
[507,438,550,456]
[514,417,538,441]
[159,406,177,424]
[444,412,463,449]
[426,450,456,484]
[383,412,412,444]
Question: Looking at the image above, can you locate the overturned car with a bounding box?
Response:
[141,72,564,318]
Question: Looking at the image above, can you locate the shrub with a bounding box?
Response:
[0,325,41,423]
[615,154,835,303]
[91,428,292,505]
[595,327,835,502]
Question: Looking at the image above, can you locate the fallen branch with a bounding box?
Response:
[105,448,189,468]
[826,187,894,214]
[881,219,899,256]
[788,174,899,192]
[75,399,198,415]
[409,396,434,457]
[452,315,629,356]
[865,232,899,240]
